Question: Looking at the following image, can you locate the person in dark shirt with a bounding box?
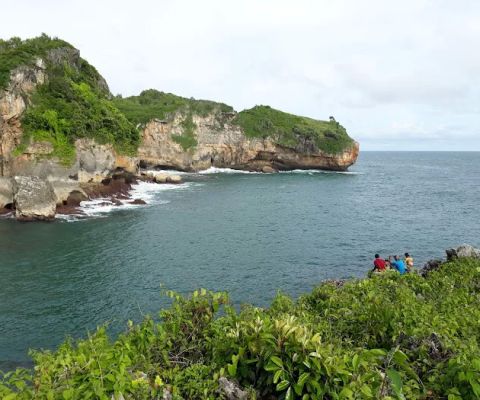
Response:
[373,254,386,272]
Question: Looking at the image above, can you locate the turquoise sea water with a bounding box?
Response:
[1,151,479,369]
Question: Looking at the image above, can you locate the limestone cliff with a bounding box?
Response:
[138,112,359,172]
[0,35,138,181]
[0,35,359,220]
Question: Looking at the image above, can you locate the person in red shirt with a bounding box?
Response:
[373,254,386,272]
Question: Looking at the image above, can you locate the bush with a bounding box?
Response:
[113,89,234,126]
[2,259,480,399]
[1,35,140,164]
[233,105,354,154]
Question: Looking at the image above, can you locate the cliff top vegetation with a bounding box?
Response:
[113,89,234,125]
[0,35,139,163]
[234,106,355,154]
[1,257,479,399]
[0,34,72,91]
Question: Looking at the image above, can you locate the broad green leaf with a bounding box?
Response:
[271,356,283,368]
[387,369,405,400]
[276,380,290,391]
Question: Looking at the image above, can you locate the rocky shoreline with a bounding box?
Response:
[0,170,184,221]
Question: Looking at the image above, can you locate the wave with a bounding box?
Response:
[198,167,260,174]
[145,167,362,175]
[279,169,364,175]
[57,181,200,222]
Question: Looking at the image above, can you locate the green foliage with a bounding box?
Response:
[2,260,480,399]
[1,35,139,164]
[113,89,234,125]
[172,113,198,150]
[234,105,354,154]
[0,33,72,90]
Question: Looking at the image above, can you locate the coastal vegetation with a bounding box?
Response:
[113,89,233,151]
[1,35,139,164]
[0,34,72,90]
[1,257,479,399]
[112,89,234,125]
[2,35,355,157]
[233,106,354,154]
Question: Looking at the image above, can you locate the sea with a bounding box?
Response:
[0,151,479,369]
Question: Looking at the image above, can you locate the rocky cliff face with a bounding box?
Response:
[0,52,136,181]
[0,58,46,176]
[0,36,359,220]
[139,112,359,172]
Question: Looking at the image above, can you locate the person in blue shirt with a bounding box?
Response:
[392,255,406,274]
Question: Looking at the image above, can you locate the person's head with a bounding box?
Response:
[375,254,379,259]
[394,255,399,260]
[405,252,410,258]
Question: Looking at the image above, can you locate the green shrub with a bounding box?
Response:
[2,259,480,399]
[1,35,139,164]
[0,34,72,90]
[113,89,233,125]
[233,105,354,154]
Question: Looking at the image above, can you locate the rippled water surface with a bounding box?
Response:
[1,152,479,368]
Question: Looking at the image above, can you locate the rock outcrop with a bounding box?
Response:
[138,113,359,172]
[0,176,13,208]
[1,35,359,220]
[12,176,56,221]
[446,244,480,260]
[0,59,46,177]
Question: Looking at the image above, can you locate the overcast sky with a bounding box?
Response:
[2,0,480,150]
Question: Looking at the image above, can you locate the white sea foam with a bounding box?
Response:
[197,167,259,174]
[279,169,363,175]
[56,180,199,221]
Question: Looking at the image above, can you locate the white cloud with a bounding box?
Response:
[1,0,480,150]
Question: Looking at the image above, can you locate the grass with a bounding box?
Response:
[233,105,355,154]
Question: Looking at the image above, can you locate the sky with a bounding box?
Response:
[2,0,480,150]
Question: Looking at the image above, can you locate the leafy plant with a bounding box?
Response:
[233,105,355,154]
[1,258,480,399]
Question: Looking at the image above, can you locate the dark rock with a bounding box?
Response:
[420,259,443,277]
[65,190,88,207]
[446,248,457,261]
[129,199,146,205]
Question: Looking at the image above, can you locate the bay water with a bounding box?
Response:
[1,151,479,369]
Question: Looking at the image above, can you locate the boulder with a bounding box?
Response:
[13,176,56,221]
[456,244,480,259]
[446,244,480,260]
[129,198,146,205]
[154,173,169,183]
[262,165,276,173]
[420,259,443,277]
[218,377,248,400]
[166,175,182,184]
[0,177,13,208]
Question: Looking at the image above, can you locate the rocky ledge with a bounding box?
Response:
[0,171,183,221]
